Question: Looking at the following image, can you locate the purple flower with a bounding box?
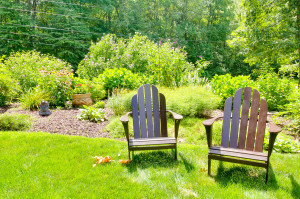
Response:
[159,41,162,45]
[22,75,25,78]
[198,55,202,59]
[173,42,177,44]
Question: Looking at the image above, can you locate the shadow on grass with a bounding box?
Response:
[126,150,178,173]
[214,162,279,190]
[179,153,194,173]
[289,175,300,199]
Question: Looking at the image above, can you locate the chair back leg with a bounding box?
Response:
[175,145,178,160]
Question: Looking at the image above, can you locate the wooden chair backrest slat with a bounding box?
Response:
[145,84,154,138]
[255,99,268,152]
[138,86,147,138]
[132,94,140,138]
[238,87,252,149]
[152,85,161,137]
[159,93,168,137]
[230,88,243,148]
[246,89,260,150]
[221,97,233,148]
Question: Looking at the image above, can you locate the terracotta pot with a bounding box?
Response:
[72,93,93,106]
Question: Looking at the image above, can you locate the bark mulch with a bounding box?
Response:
[1,104,113,138]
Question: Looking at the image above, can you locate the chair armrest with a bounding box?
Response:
[166,110,183,120]
[203,117,222,148]
[269,123,282,133]
[120,112,132,123]
[267,123,281,157]
[203,117,222,126]
[120,112,132,142]
[166,110,182,139]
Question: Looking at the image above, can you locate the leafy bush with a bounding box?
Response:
[211,74,255,107]
[105,117,133,138]
[72,77,91,94]
[0,69,20,106]
[77,33,193,86]
[108,89,135,115]
[0,51,72,92]
[161,86,220,117]
[38,69,74,107]
[78,105,106,123]
[72,77,106,101]
[256,73,293,111]
[0,113,33,131]
[93,101,105,109]
[98,68,141,93]
[264,132,300,153]
[20,88,50,110]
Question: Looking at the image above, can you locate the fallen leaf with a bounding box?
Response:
[93,156,113,167]
[119,159,131,164]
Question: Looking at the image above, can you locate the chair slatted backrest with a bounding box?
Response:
[132,84,168,139]
[221,87,268,152]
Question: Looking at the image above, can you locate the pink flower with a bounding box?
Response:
[22,75,25,78]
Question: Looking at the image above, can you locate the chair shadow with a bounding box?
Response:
[289,175,300,199]
[214,161,279,190]
[126,150,179,173]
[179,153,195,173]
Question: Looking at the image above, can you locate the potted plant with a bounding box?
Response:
[72,78,93,106]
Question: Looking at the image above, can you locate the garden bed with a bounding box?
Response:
[0,103,113,138]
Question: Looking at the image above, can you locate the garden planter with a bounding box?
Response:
[72,93,93,106]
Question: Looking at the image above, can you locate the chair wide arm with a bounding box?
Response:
[167,110,183,120]
[120,112,132,142]
[203,117,220,148]
[267,123,281,157]
[166,110,183,139]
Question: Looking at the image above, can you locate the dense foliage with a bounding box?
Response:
[0,68,19,106]
[78,34,194,86]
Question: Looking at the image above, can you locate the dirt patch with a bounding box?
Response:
[1,104,113,138]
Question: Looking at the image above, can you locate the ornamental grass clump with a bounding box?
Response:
[0,113,33,131]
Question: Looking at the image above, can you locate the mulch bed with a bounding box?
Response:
[0,104,113,138]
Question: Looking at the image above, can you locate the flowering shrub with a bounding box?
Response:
[38,69,73,107]
[0,50,72,92]
[72,78,91,94]
[77,33,193,86]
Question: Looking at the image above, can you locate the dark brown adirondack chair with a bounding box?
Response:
[120,84,183,160]
[203,87,281,183]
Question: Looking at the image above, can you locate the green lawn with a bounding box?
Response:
[0,131,299,198]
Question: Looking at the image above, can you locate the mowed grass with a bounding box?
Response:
[0,132,299,198]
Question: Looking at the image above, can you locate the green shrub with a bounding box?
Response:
[98,68,141,93]
[108,89,135,115]
[0,113,33,131]
[1,51,72,92]
[160,86,220,117]
[105,116,133,138]
[72,77,106,101]
[72,77,91,94]
[0,69,20,106]
[77,33,193,86]
[78,105,106,123]
[38,69,74,107]
[264,132,300,153]
[211,74,255,107]
[20,88,50,110]
[256,73,293,111]
[93,101,105,109]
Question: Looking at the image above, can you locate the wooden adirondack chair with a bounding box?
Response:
[120,84,183,160]
[203,87,281,183]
